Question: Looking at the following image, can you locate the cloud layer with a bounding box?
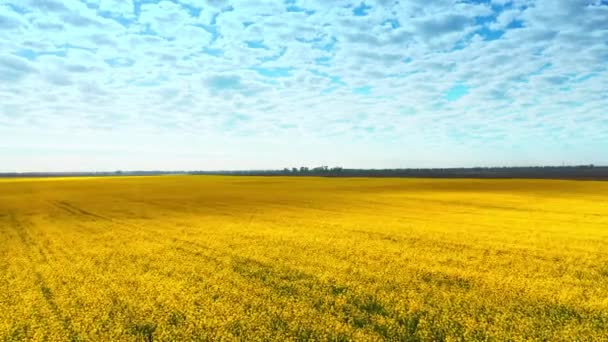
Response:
[1,0,607,171]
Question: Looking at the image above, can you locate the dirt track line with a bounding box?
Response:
[34,272,82,342]
[52,201,113,222]
[8,213,83,341]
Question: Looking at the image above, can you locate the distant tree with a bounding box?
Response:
[300,166,309,173]
[311,166,329,173]
[292,167,298,173]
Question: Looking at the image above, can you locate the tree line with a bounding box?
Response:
[190,165,608,180]
[2,165,607,180]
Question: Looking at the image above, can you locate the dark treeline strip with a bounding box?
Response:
[1,165,607,180]
[195,165,608,180]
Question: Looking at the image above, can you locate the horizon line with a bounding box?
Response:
[0,164,604,175]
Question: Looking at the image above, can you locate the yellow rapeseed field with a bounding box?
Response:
[1,176,607,341]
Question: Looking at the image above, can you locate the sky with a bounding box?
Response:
[1,0,607,172]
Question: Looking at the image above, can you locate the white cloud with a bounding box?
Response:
[1,0,607,171]
[98,0,135,19]
[0,54,38,81]
[489,9,521,30]
[139,1,196,38]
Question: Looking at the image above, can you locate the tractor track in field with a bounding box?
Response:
[7,212,83,341]
[49,200,232,273]
[52,201,114,222]
[33,271,82,342]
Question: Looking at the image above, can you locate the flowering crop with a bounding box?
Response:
[1,176,607,340]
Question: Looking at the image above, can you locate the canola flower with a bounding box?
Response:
[1,176,607,341]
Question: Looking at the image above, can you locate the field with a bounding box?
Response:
[1,176,608,341]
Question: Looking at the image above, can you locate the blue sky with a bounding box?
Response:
[1,0,607,171]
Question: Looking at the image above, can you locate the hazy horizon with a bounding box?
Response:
[2,0,607,172]
[1,164,605,175]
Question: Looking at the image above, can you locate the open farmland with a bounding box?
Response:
[1,176,608,341]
